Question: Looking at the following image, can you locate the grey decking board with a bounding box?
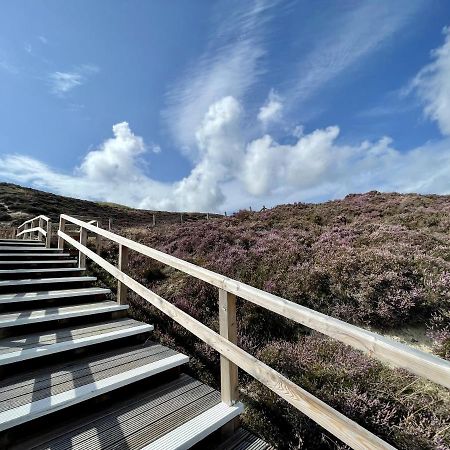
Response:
[18,375,203,450]
[24,376,219,450]
[0,319,147,355]
[0,287,109,304]
[213,429,275,450]
[0,346,179,412]
[0,276,97,287]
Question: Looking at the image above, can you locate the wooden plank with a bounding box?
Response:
[58,230,396,450]
[0,260,77,265]
[142,402,243,450]
[0,352,187,431]
[16,227,46,238]
[79,226,87,269]
[0,287,109,304]
[57,216,66,249]
[118,244,129,305]
[0,319,153,365]
[0,301,128,327]
[59,216,450,390]
[0,276,97,288]
[219,289,238,406]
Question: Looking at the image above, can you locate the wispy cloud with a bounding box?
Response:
[49,65,99,96]
[286,1,425,109]
[257,89,283,127]
[37,35,48,45]
[162,0,278,153]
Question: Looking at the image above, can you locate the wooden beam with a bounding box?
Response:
[59,214,450,390]
[219,289,238,406]
[79,227,87,269]
[57,217,66,250]
[46,220,52,248]
[117,244,129,305]
[57,229,397,450]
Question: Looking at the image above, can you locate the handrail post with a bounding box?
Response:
[79,226,87,269]
[38,217,44,242]
[117,244,129,305]
[58,216,66,249]
[96,222,102,255]
[219,289,239,406]
[46,220,52,248]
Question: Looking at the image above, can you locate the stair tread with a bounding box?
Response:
[0,342,188,431]
[0,318,153,365]
[0,287,110,303]
[0,276,97,287]
[0,267,85,275]
[0,253,71,257]
[0,247,61,251]
[0,260,77,265]
[13,374,242,450]
[0,301,127,327]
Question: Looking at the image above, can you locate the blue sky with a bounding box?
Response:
[1,0,450,212]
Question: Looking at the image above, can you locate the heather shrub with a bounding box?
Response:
[93,192,450,449]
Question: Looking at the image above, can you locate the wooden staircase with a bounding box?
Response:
[0,238,243,449]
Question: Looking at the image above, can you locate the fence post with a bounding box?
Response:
[38,217,44,243]
[152,214,156,227]
[117,244,129,305]
[46,220,52,248]
[219,289,239,406]
[58,217,66,249]
[79,226,87,269]
[96,222,102,255]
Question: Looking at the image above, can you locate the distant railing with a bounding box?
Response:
[16,215,52,247]
[19,213,449,450]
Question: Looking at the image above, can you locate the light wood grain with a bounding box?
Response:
[58,229,396,450]
[118,244,129,305]
[219,289,238,407]
[59,215,450,390]
[79,227,87,269]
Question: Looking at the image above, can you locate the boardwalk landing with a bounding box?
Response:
[0,238,271,450]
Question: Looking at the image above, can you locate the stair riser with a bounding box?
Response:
[0,262,77,270]
[0,269,85,280]
[0,281,96,294]
[0,309,128,339]
[0,254,72,261]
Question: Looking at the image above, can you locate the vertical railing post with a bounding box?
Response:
[219,289,239,406]
[96,222,102,255]
[38,217,44,242]
[46,220,52,248]
[58,216,66,249]
[79,226,87,269]
[117,244,129,305]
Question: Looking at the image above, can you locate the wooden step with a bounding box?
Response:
[0,301,127,327]
[12,374,242,450]
[0,267,85,279]
[211,428,274,449]
[0,240,44,246]
[0,287,110,305]
[0,247,62,252]
[0,342,188,431]
[0,276,97,290]
[0,260,77,267]
[0,253,71,259]
[0,318,153,366]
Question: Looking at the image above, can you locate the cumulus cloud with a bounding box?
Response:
[257,90,283,126]
[411,26,450,135]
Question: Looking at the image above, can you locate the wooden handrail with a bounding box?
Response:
[56,214,450,449]
[58,229,395,450]
[16,215,52,247]
[59,214,450,390]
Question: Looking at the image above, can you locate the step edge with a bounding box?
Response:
[0,304,129,327]
[0,352,188,431]
[0,323,153,366]
[142,401,244,450]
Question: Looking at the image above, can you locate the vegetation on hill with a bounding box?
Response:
[85,191,450,450]
[0,182,220,227]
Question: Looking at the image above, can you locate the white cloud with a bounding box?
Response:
[38,36,48,44]
[257,90,282,126]
[410,26,450,135]
[163,1,277,152]
[1,96,450,213]
[287,1,424,109]
[49,65,99,96]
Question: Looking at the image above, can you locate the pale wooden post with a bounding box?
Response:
[152,214,156,227]
[46,220,52,248]
[38,217,44,242]
[58,216,66,249]
[117,244,129,305]
[96,222,102,255]
[79,226,87,269]
[219,289,239,406]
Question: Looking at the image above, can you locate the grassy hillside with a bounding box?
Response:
[0,182,220,227]
[90,191,450,449]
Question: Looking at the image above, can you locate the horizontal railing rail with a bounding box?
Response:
[56,214,450,450]
[16,215,52,247]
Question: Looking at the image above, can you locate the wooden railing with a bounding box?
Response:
[46,214,450,450]
[16,215,52,247]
